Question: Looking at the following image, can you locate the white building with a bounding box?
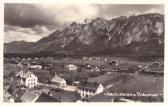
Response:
[77,82,104,98]
[66,64,77,71]
[16,70,38,88]
[28,64,42,70]
[51,74,66,87]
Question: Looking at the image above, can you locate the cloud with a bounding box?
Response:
[4,4,164,43]
[5,4,164,28]
[143,8,164,14]
[5,30,42,43]
[37,4,99,24]
[4,4,99,28]
[4,25,54,43]
[122,10,141,17]
[4,4,56,27]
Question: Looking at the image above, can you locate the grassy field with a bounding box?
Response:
[87,74,127,87]
[106,74,163,102]
[108,75,163,93]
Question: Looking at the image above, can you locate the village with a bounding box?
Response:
[3,56,164,102]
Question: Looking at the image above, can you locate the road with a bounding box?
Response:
[37,82,77,92]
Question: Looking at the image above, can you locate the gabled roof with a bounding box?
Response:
[35,93,59,102]
[51,76,65,83]
[20,90,37,102]
[51,90,80,102]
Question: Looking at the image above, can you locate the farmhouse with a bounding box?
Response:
[77,82,104,98]
[108,60,118,66]
[28,64,42,70]
[65,64,77,71]
[27,62,42,69]
[51,74,66,87]
[16,70,38,88]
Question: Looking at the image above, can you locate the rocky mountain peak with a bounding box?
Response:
[5,13,164,56]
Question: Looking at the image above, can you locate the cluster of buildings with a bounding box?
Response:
[4,67,105,102]
[4,56,163,102]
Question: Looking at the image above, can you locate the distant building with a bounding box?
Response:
[65,64,77,71]
[17,62,23,68]
[16,70,38,88]
[77,82,104,98]
[28,64,42,70]
[51,74,66,87]
[108,60,118,66]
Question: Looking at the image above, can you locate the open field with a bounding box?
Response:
[105,74,163,102]
[87,74,127,87]
[108,75,163,94]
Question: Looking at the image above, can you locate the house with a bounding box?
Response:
[108,60,118,66]
[28,64,42,70]
[77,82,104,99]
[51,74,66,87]
[51,90,81,102]
[20,89,39,102]
[17,62,23,68]
[16,70,38,88]
[65,64,77,71]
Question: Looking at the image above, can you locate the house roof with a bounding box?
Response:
[78,81,101,90]
[51,76,65,83]
[20,90,37,102]
[35,93,59,102]
[51,90,80,102]
[16,70,33,78]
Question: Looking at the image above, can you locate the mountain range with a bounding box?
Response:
[4,13,164,57]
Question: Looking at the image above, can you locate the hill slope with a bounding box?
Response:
[4,13,164,56]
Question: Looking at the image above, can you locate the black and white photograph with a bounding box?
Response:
[3,2,164,103]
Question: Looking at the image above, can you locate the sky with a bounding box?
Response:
[4,4,164,43]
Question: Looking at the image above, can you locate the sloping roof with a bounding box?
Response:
[51,90,80,102]
[78,81,101,90]
[51,76,65,83]
[35,93,59,102]
[20,90,37,102]
[16,70,33,78]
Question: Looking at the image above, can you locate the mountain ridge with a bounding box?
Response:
[4,13,164,57]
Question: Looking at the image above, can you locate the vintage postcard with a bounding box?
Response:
[1,0,166,104]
